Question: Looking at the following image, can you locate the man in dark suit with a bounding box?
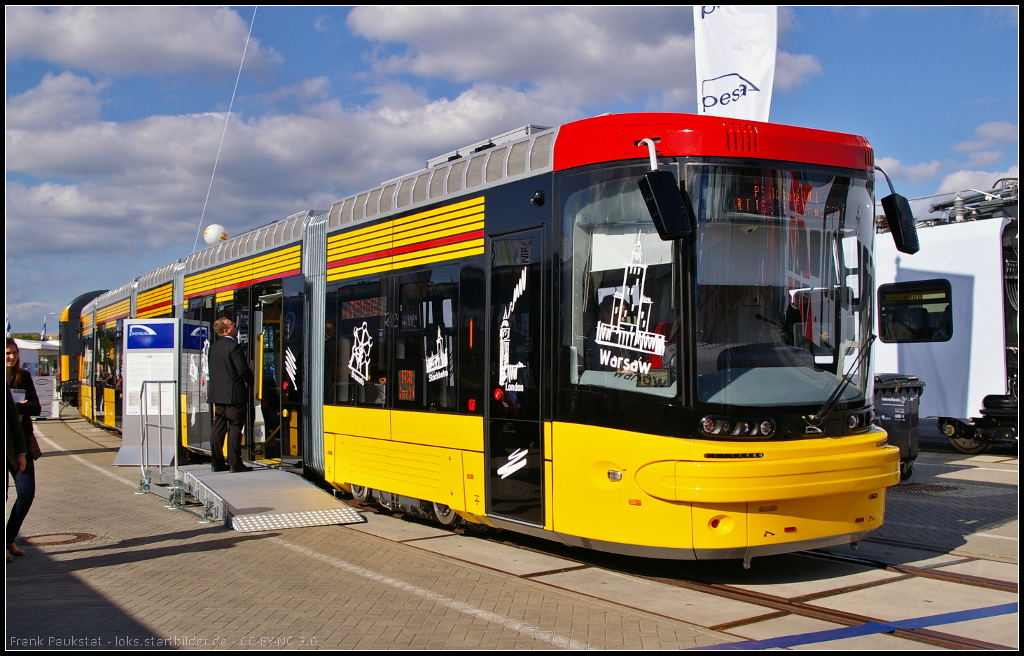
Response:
[208,317,254,472]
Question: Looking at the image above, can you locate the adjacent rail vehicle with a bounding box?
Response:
[63,113,933,563]
[874,179,1018,454]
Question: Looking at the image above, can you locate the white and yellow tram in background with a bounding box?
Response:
[62,113,941,564]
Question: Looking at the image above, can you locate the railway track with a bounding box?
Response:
[351,501,1017,650]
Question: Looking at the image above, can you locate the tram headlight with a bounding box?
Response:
[701,416,775,438]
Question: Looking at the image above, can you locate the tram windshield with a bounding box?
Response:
[564,165,679,399]
[687,164,875,407]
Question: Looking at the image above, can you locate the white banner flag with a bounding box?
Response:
[693,5,777,122]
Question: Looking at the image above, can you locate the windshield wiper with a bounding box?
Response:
[803,334,876,435]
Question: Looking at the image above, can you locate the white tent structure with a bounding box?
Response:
[12,338,61,419]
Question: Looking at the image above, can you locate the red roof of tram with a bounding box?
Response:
[552,113,874,173]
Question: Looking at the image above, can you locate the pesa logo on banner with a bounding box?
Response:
[694,6,777,122]
[127,322,175,349]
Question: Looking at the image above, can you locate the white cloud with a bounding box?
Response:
[4,74,582,260]
[5,72,107,130]
[952,121,1018,152]
[249,77,334,106]
[5,302,48,327]
[875,156,944,184]
[774,51,823,92]
[965,150,1005,168]
[347,6,697,108]
[936,165,1019,195]
[5,6,282,76]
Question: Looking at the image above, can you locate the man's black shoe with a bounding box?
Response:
[211,465,230,472]
[230,465,254,473]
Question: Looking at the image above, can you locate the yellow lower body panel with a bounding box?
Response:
[104,388,116,427]
[551,422,693,549]
[80,385,93,420]
[327,433,468,512]
[551,421,898,554]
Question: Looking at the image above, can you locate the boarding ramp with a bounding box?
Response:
[131,381,364,531]
[173,465,365,532]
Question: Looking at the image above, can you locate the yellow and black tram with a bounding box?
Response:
[62,113,932,563]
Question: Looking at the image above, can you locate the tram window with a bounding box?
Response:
[354,193,368,221]
[447,160,466,194]
[429,167,448,199]
[395,266,459,412]
[325,280,389,407]
[396,178,414,209]
[485,147,507,183]
[507,141,529,177]
[563,166,679,399]
[466,155,485,188]
[366,187,382,217]
[413,173,430,204]
[379,184,396,214]
[878,280,952,343]
[530,133,553,170]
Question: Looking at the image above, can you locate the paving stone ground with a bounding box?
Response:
[6,413,731,650]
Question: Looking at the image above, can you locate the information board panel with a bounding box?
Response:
[113,318,180,466]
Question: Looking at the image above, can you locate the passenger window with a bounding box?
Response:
[395,266,460,411]
[878,279,953,343]
[325,280,389,406]
[563,167,679,398]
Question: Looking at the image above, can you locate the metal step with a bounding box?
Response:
[173,464,365,531]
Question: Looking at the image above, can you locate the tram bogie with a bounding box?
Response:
[63,112,942,562]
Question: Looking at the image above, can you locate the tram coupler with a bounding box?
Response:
[850,540,860,551]
[742,555,752,570]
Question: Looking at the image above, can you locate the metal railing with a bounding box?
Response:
[137,380,179,497]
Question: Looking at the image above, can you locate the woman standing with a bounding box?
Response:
[6,338,41,558]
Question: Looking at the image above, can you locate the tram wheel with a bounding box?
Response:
[464,521,493,536]
[351,484,371,503]
[432,502,459,526]
[949,436,992,455]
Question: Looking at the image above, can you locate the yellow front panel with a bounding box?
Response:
[462,450,486,516]
[104,388,116,426]
[324,405,390,440]
[180,394,189,447]
[692,502,747,550]
[551,422,693,549]
[747,490,887,548]
[80,385,93,420]
[666,448,900,503]
[323,433,336,487]
[390,410,483,451]
[289,413,299,456]
[346,436,466,510]
[331,433,351,485]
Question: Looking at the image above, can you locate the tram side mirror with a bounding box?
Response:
[638,170,694,240]
[881,193,919,255]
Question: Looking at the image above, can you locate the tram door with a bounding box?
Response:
[487,229,545,526]
[253,287,303,466]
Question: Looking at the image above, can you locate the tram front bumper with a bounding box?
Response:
[634,445,901,504]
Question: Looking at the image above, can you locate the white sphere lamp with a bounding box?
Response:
[203,224,229,246]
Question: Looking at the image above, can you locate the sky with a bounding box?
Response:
[5,6,1019,333]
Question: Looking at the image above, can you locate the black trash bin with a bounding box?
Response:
[874,374,926,480]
